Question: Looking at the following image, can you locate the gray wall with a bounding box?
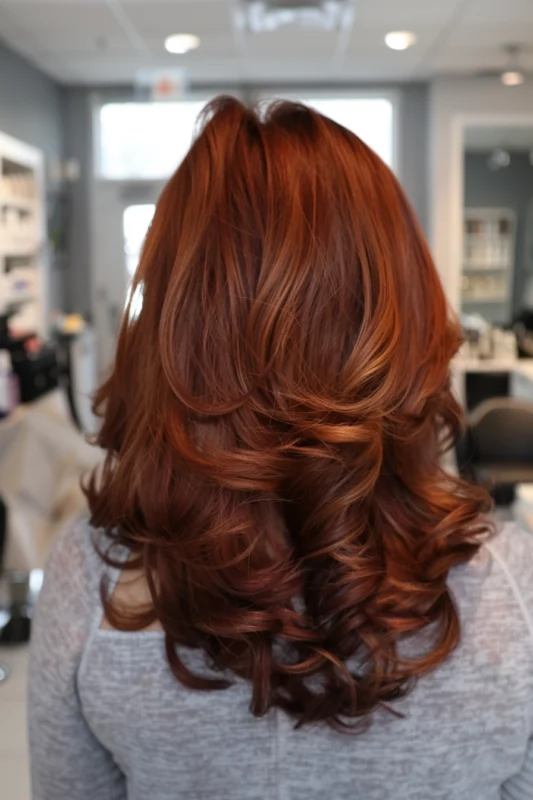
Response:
[62,88,93,315]
[464,151,533,318]
[399,84,429,234]
[0,39,64,162]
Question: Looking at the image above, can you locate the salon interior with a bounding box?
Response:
[1,0,533,794]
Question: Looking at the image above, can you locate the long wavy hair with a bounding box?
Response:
[87,96,490,730]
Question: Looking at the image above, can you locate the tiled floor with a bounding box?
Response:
[0,646,30,800]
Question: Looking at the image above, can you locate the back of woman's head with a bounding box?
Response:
[88,96,489,730]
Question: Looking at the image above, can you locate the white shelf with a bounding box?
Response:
[0,196,36,213]
[0,131,47,336]
[463,264,508,273]
[6,294,38,306]
[0,241,39,258]
[462,297,507,304]
[462,207,516,325]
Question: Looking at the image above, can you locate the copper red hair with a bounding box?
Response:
[87,96,490,729]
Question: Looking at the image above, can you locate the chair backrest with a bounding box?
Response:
[468,398,533,464]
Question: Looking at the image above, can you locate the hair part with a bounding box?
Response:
[86,96,491,730]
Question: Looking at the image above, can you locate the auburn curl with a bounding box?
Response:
[86,96,491,730]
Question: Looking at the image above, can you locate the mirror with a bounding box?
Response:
[461,126,533,333]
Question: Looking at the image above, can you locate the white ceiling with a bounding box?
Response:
[0,0,532,86]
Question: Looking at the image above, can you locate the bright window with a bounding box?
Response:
[123,204,156,316]
[98,100,210,179]
[98,95,395,179]
[123,204,156,280]
[280,96,395,168]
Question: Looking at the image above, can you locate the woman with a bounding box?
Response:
[30,97,533,799]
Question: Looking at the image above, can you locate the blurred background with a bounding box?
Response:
[1,1,533,795]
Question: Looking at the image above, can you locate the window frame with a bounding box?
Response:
[93,88,400,182]
[92,90,219,182]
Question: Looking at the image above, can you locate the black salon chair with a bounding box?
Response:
[456,398,533,505]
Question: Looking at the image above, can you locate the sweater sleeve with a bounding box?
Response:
[29,520,126,800]
[487,526,533,800]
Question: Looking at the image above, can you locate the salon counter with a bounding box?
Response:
[452,356,533,407]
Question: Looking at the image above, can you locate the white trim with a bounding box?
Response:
[445,112,533,314]
[486,541,533,648]
[0,132,42,168]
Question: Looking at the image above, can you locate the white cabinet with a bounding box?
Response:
[0,132,47,336]
[461,207,516,325]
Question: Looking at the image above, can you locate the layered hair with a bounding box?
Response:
[87,96,490,729]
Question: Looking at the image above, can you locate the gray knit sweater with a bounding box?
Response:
[29,520,533,799]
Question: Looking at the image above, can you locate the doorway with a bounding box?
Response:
[90,180,163,373]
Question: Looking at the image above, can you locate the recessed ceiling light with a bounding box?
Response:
[385,31,417,51]
[164,34,200,55]
[501,69,525,87]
